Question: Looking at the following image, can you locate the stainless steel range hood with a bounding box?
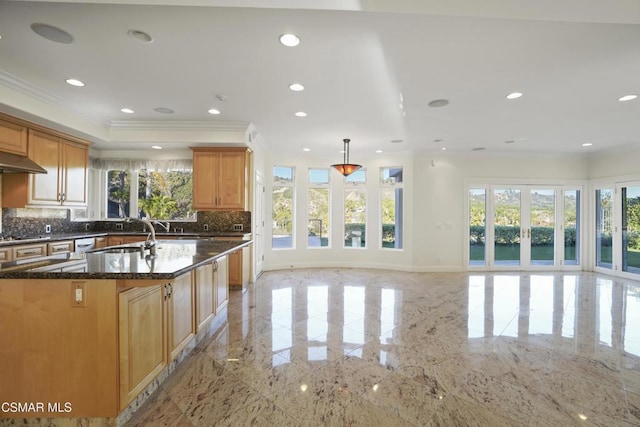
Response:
[0,151,47,174]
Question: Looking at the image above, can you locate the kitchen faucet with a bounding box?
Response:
[150,220,170,232]
[125,217,158,255]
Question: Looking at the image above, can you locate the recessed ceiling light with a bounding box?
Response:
[127,29,153,43]
[120,108,134,114]
[65,78,84,87]
[289,83,304,91]
[428,99,449,108]
[433,139,443,143]
[506,92,523,100]
[618,94,638,102]
[505,140,515,144]
[154,107,174,114]
[472,147,486,151]
[151,145,162,150]
[216,94,228,101]
[582,142,593,147]
[441,147,447,151]
[279,33,300,47]
[31,23,73,44]
[295,111,307,117]
[208,109,221,115]
[390,139,404,144]
[376,150,383,153]
[302,148,310,152]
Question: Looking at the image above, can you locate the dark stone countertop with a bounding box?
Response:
[0,239,252,280]
[0,231,251,246]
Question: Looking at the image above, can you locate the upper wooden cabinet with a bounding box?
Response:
[2,129,89,208]
[0,118,28,156]
[192,147,248,210]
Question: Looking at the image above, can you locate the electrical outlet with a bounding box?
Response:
[84,223,90,231]
[71,282,86,307]
[233,224,243,231]
[116,223,123,231]
[45,224,51,233]
[203,224,209,231]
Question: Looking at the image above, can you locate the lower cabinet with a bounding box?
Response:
[118,268,212,410]
[215,255,229,312]
[118,285,166,410]
[195,255,228,332]
[168,273,195,360]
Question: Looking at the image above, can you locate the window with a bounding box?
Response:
[272,166,295,249]
[308,168,330,248]
[381,167,403,249]
[106,168,194,220]
[595,188,613,269]
[344,169,366,248]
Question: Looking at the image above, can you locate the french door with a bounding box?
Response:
[469,185,581,270]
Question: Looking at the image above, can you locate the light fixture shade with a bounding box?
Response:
[331,138,362,176]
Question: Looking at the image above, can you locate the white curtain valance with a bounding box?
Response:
[90,158,193,172]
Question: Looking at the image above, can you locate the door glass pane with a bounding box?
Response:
[596,189,613,269]
[308,188,329,247]
[530,189,555,265]
[381,188,403,249]
[622,186,640,274]
[494,189,521,265]
[469,188,486,266]
[564,190,580,265]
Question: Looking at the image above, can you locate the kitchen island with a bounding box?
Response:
[0,238,251,424]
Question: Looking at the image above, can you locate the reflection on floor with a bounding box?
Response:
[126,269,640,426]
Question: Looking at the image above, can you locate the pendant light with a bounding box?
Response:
[331,138,362,176]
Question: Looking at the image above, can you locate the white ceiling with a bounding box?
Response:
[1,0,639,158]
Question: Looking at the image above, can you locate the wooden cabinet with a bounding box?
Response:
[118,272,195,410]
[215,255,228,312]
[108,235,144,246]
[95,236,108,249]
[192,147,247,210]
[216,238,251,290]
[0,247,12,262]
[12,243,47,260]
[2,130,89,208]
[47,240,74,255]
[118,285,166,410]
[0,117,28,155]
[168,273,195,360]
[195,262,215,332]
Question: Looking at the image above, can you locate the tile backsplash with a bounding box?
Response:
[1,208,251,237]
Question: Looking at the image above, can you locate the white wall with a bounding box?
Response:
[264,151,590,272]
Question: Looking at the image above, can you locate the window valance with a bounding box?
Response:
[89,158,193,172]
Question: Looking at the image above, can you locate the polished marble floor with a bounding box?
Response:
[126,269,640,426]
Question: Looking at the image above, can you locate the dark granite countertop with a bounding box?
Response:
[0,231,251,246]
[0,239,252,280]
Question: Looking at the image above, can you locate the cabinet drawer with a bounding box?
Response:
[13,243,47,260]
[47,240,74,255]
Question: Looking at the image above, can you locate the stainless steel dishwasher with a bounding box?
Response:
[74,237,96,253]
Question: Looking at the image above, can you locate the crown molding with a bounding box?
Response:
[109,120,250,132]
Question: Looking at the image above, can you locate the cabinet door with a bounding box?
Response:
[169,273,195,360]
[28,130,62,206]
[0,247,12,262]
[228,250,242,286]
[218,151,246,209]
[194,263,215,332]
[215,256,228,311]
[61,140,88,206]
[192,151,218,209]
[118,285,166,410]
[0,118,28,155]
[108,236,124,246]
